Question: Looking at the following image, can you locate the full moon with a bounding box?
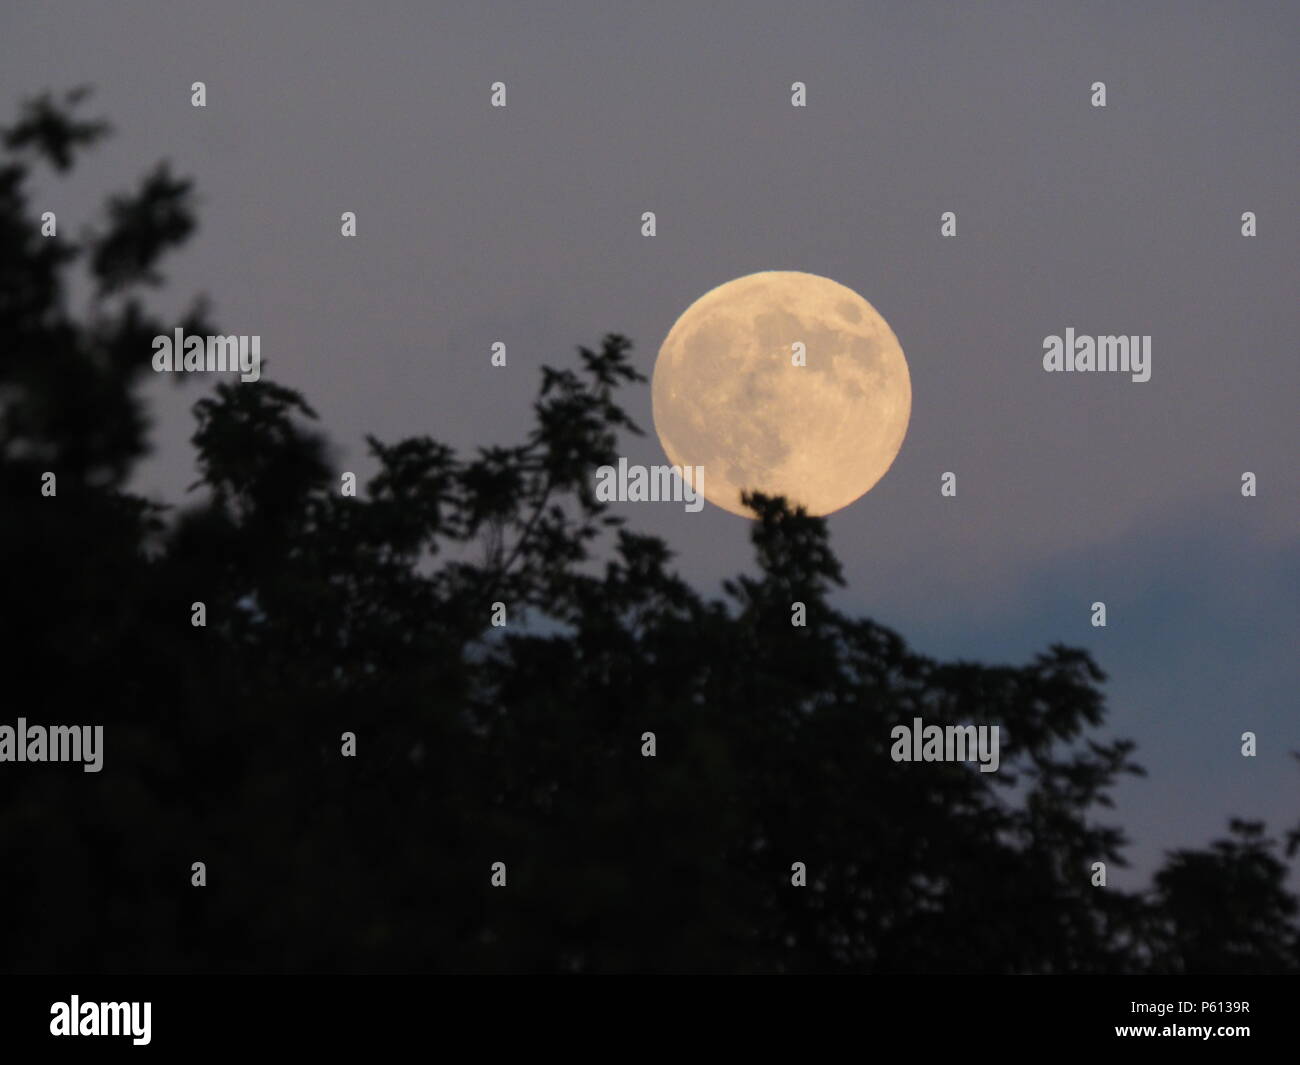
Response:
[652,271,912,518]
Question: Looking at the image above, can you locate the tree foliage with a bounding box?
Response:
[1,91,1295,973]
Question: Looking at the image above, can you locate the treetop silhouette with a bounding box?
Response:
[1,90,1295,974]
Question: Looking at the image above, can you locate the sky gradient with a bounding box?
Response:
[4,0,1296,888]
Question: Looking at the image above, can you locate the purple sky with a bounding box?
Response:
[5,0,1296,888]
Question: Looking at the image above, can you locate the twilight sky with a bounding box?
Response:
[4,0,1296,888]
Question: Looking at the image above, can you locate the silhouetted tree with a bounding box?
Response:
[1,90,1295,974]
[1147,820,1299,974]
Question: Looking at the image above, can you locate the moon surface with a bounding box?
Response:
[652,271,911,518]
